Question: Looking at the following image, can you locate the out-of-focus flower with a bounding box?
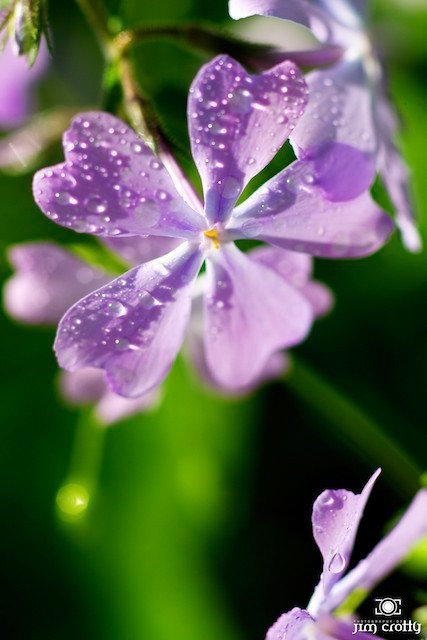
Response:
[32,54,392,398]
[0,38,48,129]
[185,245,333,395]
[60,367,161,425]
[228,0,421,252]
[266,469,427,640]
[4,238,176,423]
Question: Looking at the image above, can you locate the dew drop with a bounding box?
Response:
[115,337,130,350]
[107,300,127,317]
[229,87,253,114]
[328,552,345,574]
[55,192,78,206]
[85,194,108,214]
[134,201,160,227]
[221,176,241,199]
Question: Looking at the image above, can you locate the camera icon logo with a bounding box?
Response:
[374,598,402,616]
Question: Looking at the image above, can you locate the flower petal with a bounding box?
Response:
[326,489,427,612]
[55,242,204,398]
[103,236,183,266]
[33,112,206,239]
[229,0,333,43]
[185,285,289,394]
[300,282,334,318]
[244,245,334,317]
[290,62,377,162]
[311,469,381,598]
[188,54,308,224]
[4,242,110,324]
[0,39,49,128]
[203,244,312,390]
[265,608,313,640]
[60,369,161,425]
[228,157,393,258]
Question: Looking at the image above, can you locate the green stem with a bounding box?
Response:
[74,0,112,57]
[56,411,106,522]
[117,22,275,60]
[287,357,422,498]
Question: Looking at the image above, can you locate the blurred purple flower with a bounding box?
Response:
[266,469,427,640]
[0,39,48,129]
[4,238,176,423]
[229,0,421,251]
[32,54,392,398]
[60,367,161,425]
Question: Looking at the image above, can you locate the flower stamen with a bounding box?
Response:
[204,228,220,249]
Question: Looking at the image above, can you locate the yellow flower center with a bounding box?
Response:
[204,228,220,249]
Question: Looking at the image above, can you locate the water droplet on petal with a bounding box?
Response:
[55,192,78,206]
[107,300,127,317]
[328,552,345,574]
[221,176,241,199]
[85,194,108,214]
[229,87,253,114]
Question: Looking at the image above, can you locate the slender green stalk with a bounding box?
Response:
[56,411,106,522]
[74,0,112,56]
[287,357,422,498]
[116,22,275,60]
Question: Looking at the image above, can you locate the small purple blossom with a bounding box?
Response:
[266,470,427,640]
[0,39,48,129]
[60,368,161,425]
[32,54,392,398]
[4,238,176,422]
[229,0,421,251]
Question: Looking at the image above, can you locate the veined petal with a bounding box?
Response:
[203,244,312,390]
[326,489,427,612]
[60,369,161,425]
[55,242,204,398]
[311,469,381,599]
[188,55,308,225]
[228,157,393,258]
[265,608,313,640]
[4,243,110,324]
[33,112,206,240]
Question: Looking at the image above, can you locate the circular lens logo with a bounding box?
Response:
[374,598,402,617]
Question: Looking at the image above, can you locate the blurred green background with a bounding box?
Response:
[0,0,427,638]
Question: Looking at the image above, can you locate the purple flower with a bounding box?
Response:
[266,470,427,640]
[32,54,392,398]
[0,39,48,129]
[4,238,176,422]
[229,0,421,252]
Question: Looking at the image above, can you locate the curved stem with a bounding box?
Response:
[286,357,422,498]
